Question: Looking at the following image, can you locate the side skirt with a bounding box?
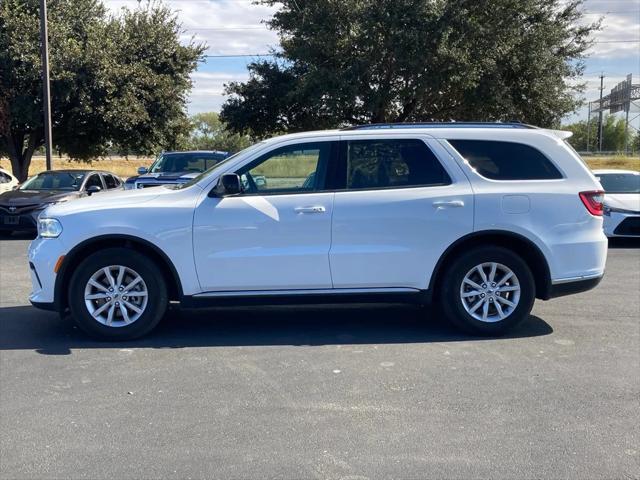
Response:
[181,288,430,308]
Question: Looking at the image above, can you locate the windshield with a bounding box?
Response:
[597,173,640,193]
[175,142,266,189]
[20,172,85,191]
[149,152,228,174]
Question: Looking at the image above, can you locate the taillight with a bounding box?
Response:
[579,190,605,216]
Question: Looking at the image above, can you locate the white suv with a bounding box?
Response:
[28,123,608,340]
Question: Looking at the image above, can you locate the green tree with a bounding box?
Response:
[632,130,640,155]
[188,112,253,153]
[221,0,599,137]
[0,0,205,180]
[564,120,596,151]
[564,115,636,152]
[601,115,627,152]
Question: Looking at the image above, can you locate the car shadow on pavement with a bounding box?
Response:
[0,232,37,241]
[608,237,640,249]
[0,304,553,355]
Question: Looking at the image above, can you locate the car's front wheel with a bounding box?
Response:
[68,248,168,340]
[439,246,535,336]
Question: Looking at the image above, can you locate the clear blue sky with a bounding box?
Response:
[106,0,640,126]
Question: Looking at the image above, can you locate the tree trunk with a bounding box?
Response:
[5,131,39,182]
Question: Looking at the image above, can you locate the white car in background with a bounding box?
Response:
[0,168,18,194]
[593,169,640,237]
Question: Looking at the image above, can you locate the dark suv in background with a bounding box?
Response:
[124,151,230,189]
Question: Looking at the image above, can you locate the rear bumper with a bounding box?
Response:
[548,274,603,299]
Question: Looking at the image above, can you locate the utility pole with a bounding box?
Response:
[598,73,604,153]
[624,75,631,154]
[39,0,53,171]
[586,102,591,152]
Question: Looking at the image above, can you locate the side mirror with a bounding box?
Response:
[137,167,148,175]
[86,185,102,196]
[210,173,242,197]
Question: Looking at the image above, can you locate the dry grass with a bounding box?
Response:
[1,154,638,180]
[582,155,640,171]
[0,156,154,180]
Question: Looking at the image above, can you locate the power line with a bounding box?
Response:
[593,40,640,43]
[186,26,269,31]
[582,10,640,15]
[203,54,276,58]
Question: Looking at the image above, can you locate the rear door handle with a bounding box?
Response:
[294,206,326,214]
[433,200,465,209]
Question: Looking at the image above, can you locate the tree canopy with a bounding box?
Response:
[0,0,205,180]
[221,0,599,137]
[187,112,253,153]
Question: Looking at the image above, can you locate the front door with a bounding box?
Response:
[193,141,336,292]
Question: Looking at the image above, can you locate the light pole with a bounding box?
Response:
[39,0,53,171]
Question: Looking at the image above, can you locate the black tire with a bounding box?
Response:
[439,246,535,336]
[68,247,168,340]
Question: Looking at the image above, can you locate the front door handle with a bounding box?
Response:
[433,200,465,209]
[294,206,326,214]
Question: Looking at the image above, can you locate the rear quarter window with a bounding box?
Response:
[448,140,563,180]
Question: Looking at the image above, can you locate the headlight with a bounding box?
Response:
[38,218,63,238]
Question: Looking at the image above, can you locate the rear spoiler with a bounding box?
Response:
[545,129,573,140]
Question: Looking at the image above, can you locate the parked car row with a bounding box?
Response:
[0,151,230,235]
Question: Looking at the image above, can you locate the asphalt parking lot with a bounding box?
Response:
[1,235,638,479]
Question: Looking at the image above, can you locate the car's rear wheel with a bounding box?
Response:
[68,248,168,340]
[439,246,535,336]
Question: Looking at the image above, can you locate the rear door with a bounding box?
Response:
[329,136,474,290]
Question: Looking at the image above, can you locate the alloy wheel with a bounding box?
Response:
[459,262,521,323]
[83,265,149,327]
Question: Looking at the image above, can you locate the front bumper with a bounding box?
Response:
[30,299,58,311]
[0,211,38,231]
[28,236,67,307]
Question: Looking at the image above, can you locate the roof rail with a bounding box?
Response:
[341,122,537,131]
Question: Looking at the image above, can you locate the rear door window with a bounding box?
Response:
[103,174,120,189]
[342,139,450,190]
[84,174,104,190]
[448,140,562,180]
